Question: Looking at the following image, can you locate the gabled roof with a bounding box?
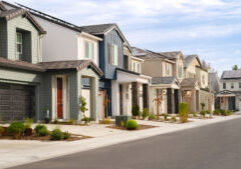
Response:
[151,76,178,85]
[80,23,132,52]
[0,8,46,34]
[184,55,202,68]
[0,57,45,72]
[39,60,103,76]
[132,47,174,63]
[0,1,7,10]
[159,51,183,60]
[181,78,199,87]
[221,69,241,79]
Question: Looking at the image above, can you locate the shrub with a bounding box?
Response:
[53,119,58,124]
[68,119,75,125]
[63,131,70,140]
[200,103,205,110]
[179,102,189,123]
[220,109,226,116]
[142,108,149,119]
[192,112,197,117]
[227,111,233,116]
[132,105,140,117]
[0,126,4,136]
[81,117,91,124]
[50,129,63,140]
[162,114,168,121]
[125,120,138,130]
[213,109,221,115]
[148,114,156,120]
[34,125,47,135]
[39,128,49,136]
[200,110,206,118]
[24,118,33,128]
[206,110,211,114]
[7,122,25,138]
[171,116,177,122]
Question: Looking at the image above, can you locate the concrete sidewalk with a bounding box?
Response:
[1,115,241,169]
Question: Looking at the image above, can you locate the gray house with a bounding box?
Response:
[0,2,103,122]
[216,70,241,111]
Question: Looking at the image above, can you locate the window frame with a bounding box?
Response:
[231,82,234,89]
[16,32,23,56]
[166,63,171,76]
[85,40,94,59]
[223,82,226,89]
[178,65,183,78]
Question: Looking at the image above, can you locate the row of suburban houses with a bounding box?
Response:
[0,1,216,123]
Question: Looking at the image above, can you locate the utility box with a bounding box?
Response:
[115,115,131,127]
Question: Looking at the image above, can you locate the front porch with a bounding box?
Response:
[40,60,103,122]
[216,90,236,111]
[111,69,151,116]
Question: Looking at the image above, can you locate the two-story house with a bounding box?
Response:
[216,70,241,111]
[80,24,151,117]
[1,1,103,122]
[0,3,46,122]
[132,47,181,115]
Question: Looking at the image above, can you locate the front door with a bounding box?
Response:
[57,77,63,119]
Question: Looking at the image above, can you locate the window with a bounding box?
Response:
[85,41,94,59]
[132,62,136,71]
[137,63,140,73]
[16,32,22,56]
[178,65,183,78]
[231,82,234,89]
[109,44,119,66]
[239,82,241,89]
[166,64,171,76]
[223,83,226,89]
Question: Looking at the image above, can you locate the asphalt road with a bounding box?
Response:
[9,117,241,169]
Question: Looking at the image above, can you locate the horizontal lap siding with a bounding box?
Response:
[7,16,40,63]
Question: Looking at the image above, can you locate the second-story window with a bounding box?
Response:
[166,64,171,76]
[223,82,226,89]
[109,44,120,66]
[16,32,23,58]
[231,82,234,89]
[202,75,205,85]
[239,82,241,89]
[137,63,140,73]
[132,62,136,71]
[85,41,94,59]
[178,65,183,78]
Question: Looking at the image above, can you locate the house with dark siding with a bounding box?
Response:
[0,1,103,122]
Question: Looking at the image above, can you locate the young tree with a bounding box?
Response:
[233,65,238,70]
[79,96,88,118]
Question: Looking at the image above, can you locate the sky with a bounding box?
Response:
[5,0,241,75]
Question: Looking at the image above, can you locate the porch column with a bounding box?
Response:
[142,84,149,109]
[90,77,98,121]
[132,82,139,106]
[167,88,174,114]
[111,81,120,116]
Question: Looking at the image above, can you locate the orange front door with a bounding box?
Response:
[57,77,63,119]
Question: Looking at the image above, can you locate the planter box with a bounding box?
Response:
[115,115,131,127]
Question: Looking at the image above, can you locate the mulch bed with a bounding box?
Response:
[107,124,157,131]
[0,134,92,142]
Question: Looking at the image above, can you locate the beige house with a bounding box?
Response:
[132,47,181,115]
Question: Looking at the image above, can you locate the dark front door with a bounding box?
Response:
[0,82,35,122]
[57,78,63,119]
[119,84,123,115]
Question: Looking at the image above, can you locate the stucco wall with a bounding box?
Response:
[142,60,162,77]
[36,17,79,62]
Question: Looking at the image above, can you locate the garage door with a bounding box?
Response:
[0,83,35,122]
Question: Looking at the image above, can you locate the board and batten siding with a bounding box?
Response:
[102,29,124,80]
[0,20,7,58]
[7,16,41,63]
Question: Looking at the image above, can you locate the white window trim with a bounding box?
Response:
[16,32,23,56]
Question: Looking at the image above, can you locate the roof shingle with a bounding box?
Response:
[151,77,177,85]
[221,70,241,79]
